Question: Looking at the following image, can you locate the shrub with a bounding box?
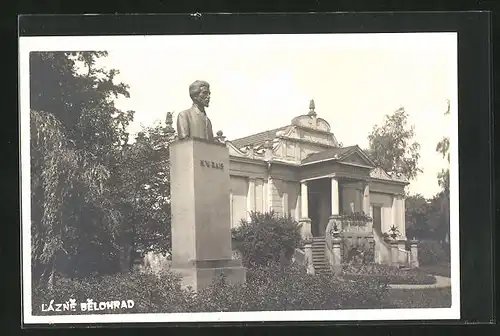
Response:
[387,288,452,308]
[416,264,451,278]
[231,211,302,268]
[32,264,390,315]
[32,270,194,315]
[193,263,389,311]
[418,240,450,266]
[341,264,436,285]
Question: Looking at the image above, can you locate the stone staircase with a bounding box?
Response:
[311,236,329,274]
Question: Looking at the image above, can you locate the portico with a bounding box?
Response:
[299,175,373,238]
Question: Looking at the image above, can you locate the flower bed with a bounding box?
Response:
[341,264,437,285]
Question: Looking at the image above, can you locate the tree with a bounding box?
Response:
[111,118,176,265]
[405,194,431,240]
[30,51,134,287]
[366,107,422,181]
[434,99,451,244]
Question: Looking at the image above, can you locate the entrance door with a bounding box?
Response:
[309,191,320,237]
[307,178,331,237]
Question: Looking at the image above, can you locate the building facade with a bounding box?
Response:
[224,101,412,269]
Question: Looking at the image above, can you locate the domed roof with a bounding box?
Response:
[291,99,331,133]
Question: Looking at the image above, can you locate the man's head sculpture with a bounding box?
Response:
[189,80,211,109]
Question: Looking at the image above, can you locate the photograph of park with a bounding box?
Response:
[21,33,458,323]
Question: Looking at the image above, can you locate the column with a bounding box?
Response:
[300,182,309,219]
[229,192,234,227]
[267,177,274,212]
[331,177,339,216]
[246,178,255,221]
[362,182,370,215]
[299,182,312,238]
[391,196,398,235]
[393,194,406,239]
[263,179,268,212]
[300,181,313,275]
[399,196,406,239]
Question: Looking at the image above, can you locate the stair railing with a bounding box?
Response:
[397,247,411,267]
[372,224,392,264]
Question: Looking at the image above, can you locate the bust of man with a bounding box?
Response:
[176,80,214,141]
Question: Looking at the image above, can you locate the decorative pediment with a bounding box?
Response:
[370,167,409,183]
[370,167,392,180]
[226,141,247,157]
[337,146,376,168]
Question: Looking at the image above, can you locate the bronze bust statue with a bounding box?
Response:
[176,80,214,141]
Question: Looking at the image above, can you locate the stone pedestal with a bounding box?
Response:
[304,240,315,275]
[331,237,343,275]
[170,137,246,291]
[299,218,314,275]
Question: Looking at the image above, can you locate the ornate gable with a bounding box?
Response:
[341,152,371,166]
[227,141,247,157]
[370,167,409,184]
[337,146,375,168]
[370,167,392,180]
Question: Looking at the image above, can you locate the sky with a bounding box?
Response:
[25,33,458,198]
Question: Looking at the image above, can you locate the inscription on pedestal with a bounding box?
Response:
[200,160,224,170]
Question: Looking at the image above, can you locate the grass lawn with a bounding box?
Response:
[381,287,452,309]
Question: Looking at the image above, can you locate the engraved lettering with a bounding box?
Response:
[199,159,224,171]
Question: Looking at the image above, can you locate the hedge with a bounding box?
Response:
[341,264,436,285]
[32,263,389,315]
[417,240,450,266]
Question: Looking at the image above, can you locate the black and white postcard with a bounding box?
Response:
[20,32,460,324]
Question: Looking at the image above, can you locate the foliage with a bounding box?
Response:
[231,211,303,268]
[30,51,135,286]
[341,239,375,264]
[339,212,372,222]
[417,240,450,266]
[342,264,436,285]
[30,108,123,286]
[111,122,176,256]
[416,264,451,278]
[435,99,451,244]
[32,263,390,314]
[405,193,449,243]
[405,194,431,240]
[30,51,174,286]
[387,287,451,309]
[366,107,422,181]
[32,270,193,315]
[30,51,134,154]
